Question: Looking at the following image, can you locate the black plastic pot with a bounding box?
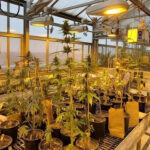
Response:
[101,103,112,111]
[0,135,12,150]
[124,113,130,133]
[76,112,88,132]
[133,94,146,102]
[112,100,121,108]
[51,122,61,139]
[60,129,79,146]
[0,120,19,143]
[90,103,97,114]
[91,116,106,140]
[139,102,146,113]
[74,103,85,112]
[38,138,63,150]
[24,129,43,150]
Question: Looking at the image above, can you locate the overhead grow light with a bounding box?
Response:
[70,26,88,34]
[31,16,54,27]
[86,0,129,16]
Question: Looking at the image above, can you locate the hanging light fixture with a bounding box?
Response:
[31,15,54,27]
[70,26,88,34]
[108,33,116,38]
[86,0,129,16]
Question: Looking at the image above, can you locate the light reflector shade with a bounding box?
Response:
[70,26,88,33]
[31,16,54,27]
[86,0,129,16]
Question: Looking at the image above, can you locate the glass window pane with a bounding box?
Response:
[30,24,47,37]
[1,1,7,11]
[75,44,82,62]
[49,42,68,64]
[10,18,23,34]
[30,40,46,66]
[10,4,24,15]
[76,32,92,43]
[10,38,20,68]
[0,15,7,32]
[50,26,63,39]
[0,36,7,69]
[84,45,89,60]
[49,42,58,63]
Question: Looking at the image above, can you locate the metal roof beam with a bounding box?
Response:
[2,0,26,6]
[76,5,91,17]
[129,0,150,16]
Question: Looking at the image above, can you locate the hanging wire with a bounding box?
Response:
[0,0,21,17]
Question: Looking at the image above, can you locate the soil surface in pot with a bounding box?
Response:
[39,138,63,150]
[63,145,81,150]
[0,135,12,150]
[24,129,43,150]
[0,120,19,129]
[24,129,43,141]
[76,137,99,150]
[61,128,79,137]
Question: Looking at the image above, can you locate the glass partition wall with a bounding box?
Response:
[0,1,92,70]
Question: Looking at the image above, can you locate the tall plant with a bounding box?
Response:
[79,55,99,145]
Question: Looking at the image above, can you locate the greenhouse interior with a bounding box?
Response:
[0,0,150,150]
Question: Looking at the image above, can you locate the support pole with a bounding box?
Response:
[46,26,49,66]
[82,43,84,61]
[24,5,29,55]
[6,2,10,69]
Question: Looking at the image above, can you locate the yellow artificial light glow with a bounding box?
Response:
[104,7,127,15]
[31,23,45,27]
[108,34,116,37]
[127,28,138,43]
[70,31,79,34]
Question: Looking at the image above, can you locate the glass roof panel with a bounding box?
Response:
[67,6,87,16]
[53,0,94,9]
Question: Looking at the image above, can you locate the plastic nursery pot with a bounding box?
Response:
[133,94,146,102]
[38,138,63,150]
[76,137,99,150]
[90,103,97,114]
[63,145,81,150]
[124,113,130,133]
[51,121,61,139]
[24,129,43,150]
[139,102,146,113]
[74,103,85,112]
[101,103,112,111]
[91,116,106,140]
[76,112,88,132]
[60,128,79,146]
[112,100,121,108]
[0,135,12,150]
[0,120,19,143]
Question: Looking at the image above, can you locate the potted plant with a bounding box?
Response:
[76,55,99,149]
[0,134,12,150]
[0,120,19,143]
[18,89,44,150]
[38,124,63,150]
